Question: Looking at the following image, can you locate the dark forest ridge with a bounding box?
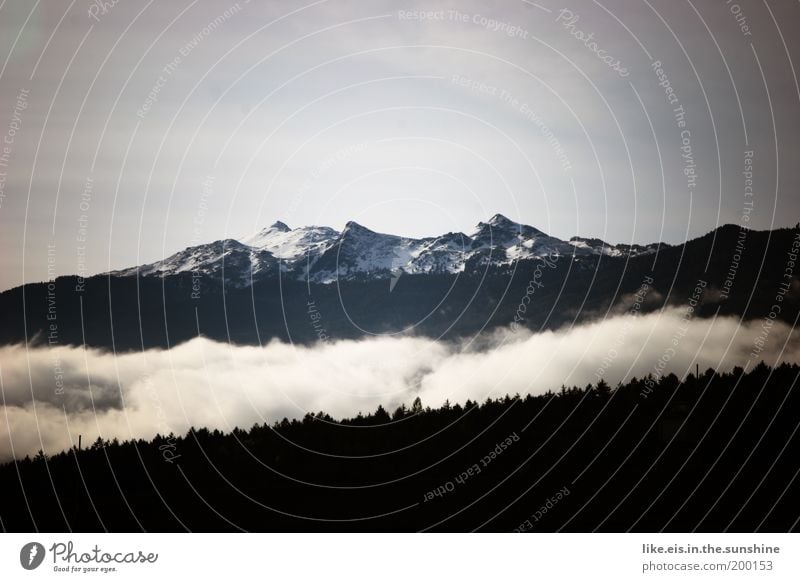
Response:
[3,363,798,532]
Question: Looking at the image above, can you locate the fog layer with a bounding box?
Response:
[1,309,797,460]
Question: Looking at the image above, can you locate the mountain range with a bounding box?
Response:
[0,219,797,351]
[110,214,662,285]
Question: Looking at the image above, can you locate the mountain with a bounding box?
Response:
[568,236,662,257]
[111,239,278,284]
[0,222,797,351]
[109,214,658,286]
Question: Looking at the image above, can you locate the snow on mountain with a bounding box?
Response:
[307,221,424,283]
[470,214,578,262]
[470,214,542,248]
[407,232,471,275]
[112,215,658,286]
[244,221,339,262]
[111,239,277,285]
[568,236,662,258]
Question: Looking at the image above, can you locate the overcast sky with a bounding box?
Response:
[0,0,798,291]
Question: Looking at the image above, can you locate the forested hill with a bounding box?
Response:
[2,362,799,532]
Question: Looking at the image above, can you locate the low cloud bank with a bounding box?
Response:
[1,309,798,460]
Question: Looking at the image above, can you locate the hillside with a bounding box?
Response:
[2,363,799,532]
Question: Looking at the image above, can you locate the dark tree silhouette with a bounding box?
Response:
[1,362,799,532]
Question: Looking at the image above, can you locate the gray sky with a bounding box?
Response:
[0,0,798,291]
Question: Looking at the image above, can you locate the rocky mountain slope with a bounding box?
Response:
[111,214,659,285]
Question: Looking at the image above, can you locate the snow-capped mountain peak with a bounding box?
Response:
[111,238,277,284]
[112,216,659,286]
[244,220,291,242]
[341,220,385,237]
[486,213,522,229]
[268,220,291,232]
[244,222,339,261]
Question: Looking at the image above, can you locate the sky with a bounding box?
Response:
[0,0,798,291]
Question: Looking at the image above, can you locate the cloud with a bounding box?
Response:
[1,308,798,460]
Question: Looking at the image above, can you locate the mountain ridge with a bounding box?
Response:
[111,214,663,285]
[1,223,797,350]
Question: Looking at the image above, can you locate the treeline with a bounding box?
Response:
[2,362,800,532]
